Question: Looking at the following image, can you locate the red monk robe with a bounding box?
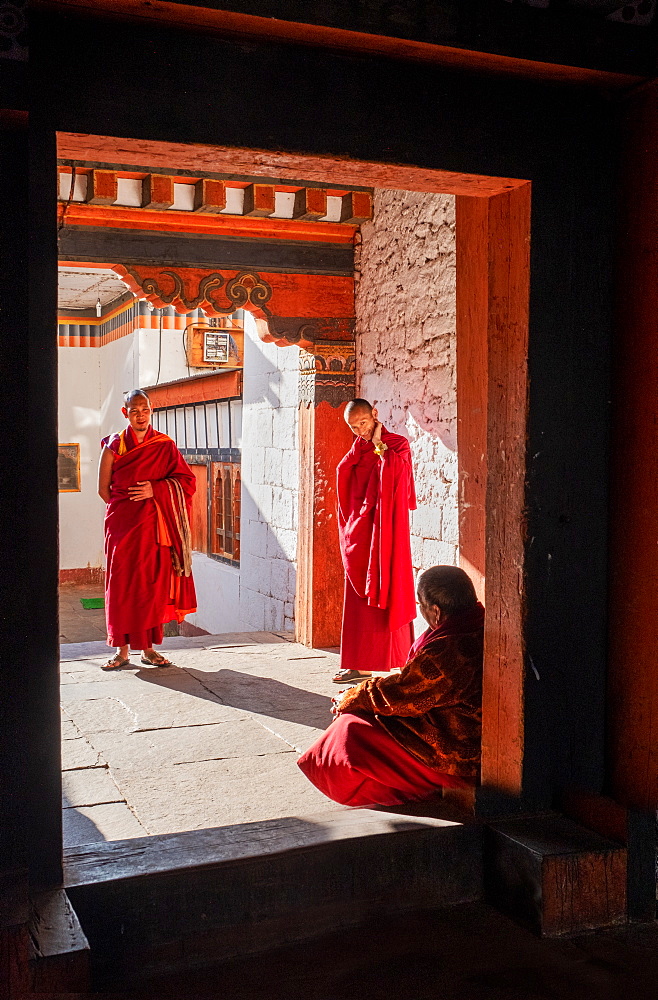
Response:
[337,426,417,672]
[102,426,197,650]
[298,602,484,807]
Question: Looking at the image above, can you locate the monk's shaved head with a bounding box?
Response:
[123,388,151,407]
[417,566,478,615]
[344,398,373,420]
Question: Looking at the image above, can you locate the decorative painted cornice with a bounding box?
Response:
[111,264,355,349]
[57,166,372,227]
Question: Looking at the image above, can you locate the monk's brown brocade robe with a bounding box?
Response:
[336,603,485,779]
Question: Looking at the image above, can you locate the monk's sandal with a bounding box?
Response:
[102,655,130,671]
[332,668,372,685]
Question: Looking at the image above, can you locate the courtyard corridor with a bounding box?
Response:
[60,587,345,846]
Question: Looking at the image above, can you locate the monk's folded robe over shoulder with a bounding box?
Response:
[337,426,417,672]
[298,602,485,807]
[103,426,197,650]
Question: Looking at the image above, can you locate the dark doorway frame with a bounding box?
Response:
[11,9,627,888]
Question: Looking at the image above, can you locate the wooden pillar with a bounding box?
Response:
[607,83,658,812]
[295,343,355,648]
[27,125,64,886]
[455,197,488,605]
[456,185,531,799]
[0,118,62,887]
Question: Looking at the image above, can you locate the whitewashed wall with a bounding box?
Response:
[58,333,139,570]
[239,312,299,632]
[356,188,458,634]
[138,307,190,386]
[185,553,249,633]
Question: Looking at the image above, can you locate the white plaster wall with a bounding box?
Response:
[356,189,458,635]
[58,333,139,569]
[185,553,249,633]
[138,310,190,386]
[239,312,299,632]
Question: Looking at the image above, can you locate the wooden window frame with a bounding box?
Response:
[210,460,241,564]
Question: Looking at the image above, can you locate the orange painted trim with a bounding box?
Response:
[147,370,241,408]
[56,202,357,243]
[58,260,116,270]
[113,264,355,319]
[59,165,149,180]
[57,134,527,199]
[58,297,134,326]
[36,0,644,92]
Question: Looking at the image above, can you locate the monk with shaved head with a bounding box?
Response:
[98,389,197,670]
[299,565,484,807]
[332,398,417,684]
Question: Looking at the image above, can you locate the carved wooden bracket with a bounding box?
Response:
[299,342,356,407]
[112,264,354,349]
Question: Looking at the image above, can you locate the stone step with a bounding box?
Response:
[63,802,482,989]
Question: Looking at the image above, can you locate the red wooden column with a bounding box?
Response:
[456,184,531,798]
[295,343,355,648]
[607,83,658,812]
[455,197,488,605]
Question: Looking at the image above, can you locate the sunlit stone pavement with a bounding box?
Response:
[60,631,347,846]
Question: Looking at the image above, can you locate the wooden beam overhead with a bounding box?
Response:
[57,134,525,198]
[34,0,648,92]
[242,183,275,218]
[193,178,225,214]
[142,173,175,210]
[85,169,116,206]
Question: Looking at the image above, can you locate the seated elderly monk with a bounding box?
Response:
[297,565,484,807]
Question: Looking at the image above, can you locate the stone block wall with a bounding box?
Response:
[356,189,458,632]
[240,312,299,633]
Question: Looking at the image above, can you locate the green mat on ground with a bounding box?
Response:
[80,597,104,610]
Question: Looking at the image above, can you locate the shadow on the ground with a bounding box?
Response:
[62,792,107,847]
[135,666,333,729]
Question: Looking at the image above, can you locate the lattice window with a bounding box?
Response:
[211,462,241,562]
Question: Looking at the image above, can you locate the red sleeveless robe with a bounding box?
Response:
[102,426,197,649]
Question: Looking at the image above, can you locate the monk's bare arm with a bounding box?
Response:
[98,447,114,503]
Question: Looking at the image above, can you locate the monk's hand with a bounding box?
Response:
[128,480,154,501]
[331,694,345,717]
[372,422,387,457]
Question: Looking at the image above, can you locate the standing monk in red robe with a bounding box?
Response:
[97,389,197,670]
[333,399,417,685]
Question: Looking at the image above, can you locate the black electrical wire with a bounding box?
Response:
[155,307,163,385]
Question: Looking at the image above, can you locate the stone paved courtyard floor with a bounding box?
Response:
[60,630,355,847]
[59,583,107,643]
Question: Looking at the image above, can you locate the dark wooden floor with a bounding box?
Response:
[68,903,658,1000]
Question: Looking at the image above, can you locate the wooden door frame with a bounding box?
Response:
[56,133,532,800]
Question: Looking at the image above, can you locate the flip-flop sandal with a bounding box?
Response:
[141,655,174,667]
[102,655,130,671]
[332,668,372,685]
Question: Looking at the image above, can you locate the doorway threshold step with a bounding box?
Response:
[64,803,482,988]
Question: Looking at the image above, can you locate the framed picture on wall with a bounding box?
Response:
[58,443,81,492]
